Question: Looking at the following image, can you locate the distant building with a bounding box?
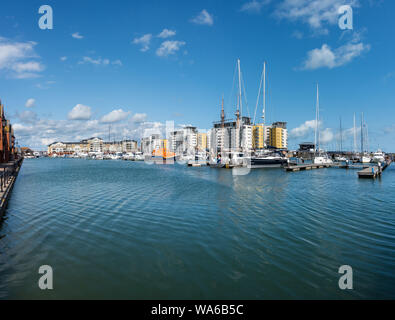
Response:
[0,100,18,163]
[252,124,271,149]
[212,116,252,152]
[299,142,315,152]
[268,122,288,149]
[141,134,161,154]
[48,137,138,155]
[197,133,207,152]
[169,126,198,155]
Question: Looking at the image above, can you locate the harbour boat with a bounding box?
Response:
[313,154,333,165]
[122,153,135,161]
[312,83,333,165]
[110,152,123,160]
[360,155,371,163]
[359,113,371,164]
[134,152,144,161]
[335,156,347,162]
[247,151,288,168]
[372,149,385,163]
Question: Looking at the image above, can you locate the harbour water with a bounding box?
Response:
[0,158,394,299]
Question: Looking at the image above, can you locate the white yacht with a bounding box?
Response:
[372,150,385,163]
[314,154,333,165]
[360,155,371,163]
[134,152,144,161]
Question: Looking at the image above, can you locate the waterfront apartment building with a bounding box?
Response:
[141,134,162,154]
[252,124,271,149]
[48,137,138,155]
[269,122,288,149]
[0,101,17,163]
[197,133,207,152]
[169,126,198,155]
[211,117,252,153]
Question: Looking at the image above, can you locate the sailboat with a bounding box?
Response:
[247,61,288,169]
[313,84,333,165]
[335,117,347,161]
[360,113,371,163]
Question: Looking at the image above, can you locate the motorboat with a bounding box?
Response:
[247,150,288,168]
[313,154,333,165]
[372,150,385,163]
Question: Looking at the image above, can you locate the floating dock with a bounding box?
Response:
[0,158,23,220]
[285,163,332,172]
[357,161,391,179]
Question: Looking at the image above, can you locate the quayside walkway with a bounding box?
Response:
[0,158,23,219]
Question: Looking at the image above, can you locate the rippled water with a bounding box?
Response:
[0,158,394,299]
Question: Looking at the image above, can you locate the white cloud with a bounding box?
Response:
[25,98,35,108]
[191,9,214,26]
[275,0,359,32]
[157,29,176,38]
[79,56,122,66]
[241,0,271,13]
[290,120,320,138]
[112,59,122,66]
[320,128,334,144]
[35,80,56,90]
[60,56,67,61]
[68,104,92,120]
[0,38,44,78]
[72,32,84,39]
[131,113,147,123]
[290,119,335,144]
[100,109,130,123]
[132,34,152,52]
[302,40,370,70]
[156,40,186,57]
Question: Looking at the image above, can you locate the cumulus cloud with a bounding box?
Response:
[0,37,44,78]
[290,119,335,144]
[16,109,39,124]
[301,40,370,70]
[131,113,147,123]
[241,0,271,13]
[68,104,92,120]
[320,128,334,144]
[78,56,122,66]
[72,32,84,39]
[156,40,186,57]
[100,109,130,123]
[290,120,320,138]
[25,98,35,108]
[132,34,152,52]
[191,9,214,26]
[157,29,176,38]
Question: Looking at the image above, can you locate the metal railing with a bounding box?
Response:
[0,158,23,193]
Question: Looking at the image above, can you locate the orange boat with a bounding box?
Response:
[151,148,176,163]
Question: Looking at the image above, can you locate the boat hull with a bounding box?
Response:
[248,158,288,168]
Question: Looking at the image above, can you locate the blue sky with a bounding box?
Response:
[0,0,394,151]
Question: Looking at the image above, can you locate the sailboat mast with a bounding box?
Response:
[361,113,364,154]
[353,113,357,153]
[262,61,266,126]
[238,58,242,121]
[339,117,343,152]
[315,83,320,153]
